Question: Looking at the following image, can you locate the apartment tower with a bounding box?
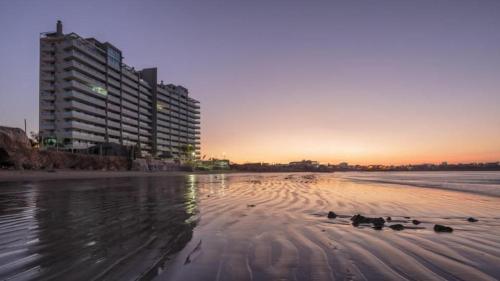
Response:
[39,21,200,158]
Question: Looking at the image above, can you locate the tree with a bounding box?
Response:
[179,144,196,166]
[29,131,40,148]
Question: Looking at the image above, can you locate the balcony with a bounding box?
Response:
[40,112,55,120]
[66,100,106,117]
[122,132,138,141]
[40,73,54,81]
[107,95,120,106]
[108,128,121,137]
[107,120,121,129]
[40,45,54,52]
[108,77,121,88]
[139,136,151,142]
[122,69,138,81]
[107,111,121,121]
[107,69,120,80]
[63,81,108,102]
[64,121,106,134]
[122,124,138,134]
[122,108,138,119]
[139,121,151,129]
[122,84,138,97]
[40,123,55,130]
[107,103,120,113]
[40,64,55,72]
[63,111,106,126]
[40,53,55,62]
[63,50,106,72]
[122,100,137,112]
[40,82,55,91]
[61,60,106,82]
[40,102,54,111]
[122,116,139,126]
[63,70,105,89]
[139,130,151,137]
[63,40,106,64]
[107,85,120,96]
[62,131,105,143]
[40,92,55,101]
[64,90,106,108]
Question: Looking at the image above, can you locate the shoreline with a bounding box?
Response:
[1,169,498,183]
[0,170,336,183]
[0,170,244,183]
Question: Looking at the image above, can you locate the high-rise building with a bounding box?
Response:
[39,21,200,158]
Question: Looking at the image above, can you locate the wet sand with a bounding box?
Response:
[0,172,499,280]
[0,170,230,182]
[161,173,500,281]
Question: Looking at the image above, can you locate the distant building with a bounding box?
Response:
[289,160,319,169]
[338,162,349,169]
[39,21,200,159]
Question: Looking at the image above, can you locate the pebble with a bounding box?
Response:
[434,224,453,233]
[327,211,337,219]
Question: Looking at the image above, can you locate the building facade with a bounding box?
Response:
[39,21,200,158]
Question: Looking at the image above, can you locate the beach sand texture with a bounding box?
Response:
[0,172,499,281]
[162,173,500,281]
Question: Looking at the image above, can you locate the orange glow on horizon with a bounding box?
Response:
[201,125,500,165]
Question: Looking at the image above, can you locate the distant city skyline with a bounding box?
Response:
[1,0,499,165]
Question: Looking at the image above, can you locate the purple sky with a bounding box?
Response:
[1,0,499,164]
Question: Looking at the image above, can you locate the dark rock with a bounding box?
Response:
[351,214,385,227]
[372,220,385,230]
[389,224,405,231]
[404,216,411,219]
[327,211,337,219]
[467,217,478,222]
[434,224,453,233]
[386,216,392,222]
[412,220,421,225]
[247,204,256,208]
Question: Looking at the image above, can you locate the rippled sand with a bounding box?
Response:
[0,173,499,280]
[161,173,500,281]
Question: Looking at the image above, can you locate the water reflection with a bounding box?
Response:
[0,176,198,280]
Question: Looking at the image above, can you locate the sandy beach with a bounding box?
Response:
[0,172,499,280]
[162,173,500,281]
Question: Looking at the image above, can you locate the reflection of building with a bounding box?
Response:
[19,177,197,280]
[39,21,200,159]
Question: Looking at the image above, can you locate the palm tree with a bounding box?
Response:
[179,144,196,166]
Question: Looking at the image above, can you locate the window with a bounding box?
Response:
[107,48,121,70]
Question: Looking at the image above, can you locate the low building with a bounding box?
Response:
[288,160,319,169]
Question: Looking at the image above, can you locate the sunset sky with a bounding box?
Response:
[1,0,499,164]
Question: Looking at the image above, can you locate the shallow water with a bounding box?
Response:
[0,172,499,280]
[0,176,197,280]
[340,171,500,197]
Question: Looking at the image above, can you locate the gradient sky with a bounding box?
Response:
[1,0,499,164]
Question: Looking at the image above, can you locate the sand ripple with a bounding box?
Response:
[1,173,499,281]
[160,173,500,281]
